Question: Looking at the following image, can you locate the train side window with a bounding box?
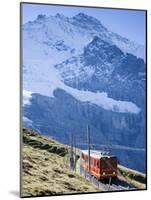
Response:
[97,160,99,168]
[94,159,98,167]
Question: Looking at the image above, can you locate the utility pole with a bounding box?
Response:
[87,124,91,177]
[74,136,76,172]
[70,134,74,171]
[108,177,112,191]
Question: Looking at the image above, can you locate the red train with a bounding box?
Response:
[80,150,117,180]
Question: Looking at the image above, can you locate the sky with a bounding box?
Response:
[22,3,146,45]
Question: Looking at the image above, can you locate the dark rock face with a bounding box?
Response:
[55,36,146,107]
[24,89,145,147]
[84,36,124,65]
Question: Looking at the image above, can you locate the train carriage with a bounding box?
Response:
[80,150,117,180]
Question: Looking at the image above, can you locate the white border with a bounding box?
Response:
[0,0,150,199]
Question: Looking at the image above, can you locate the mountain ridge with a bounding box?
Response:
[23,12,145,59]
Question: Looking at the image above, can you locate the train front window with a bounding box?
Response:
[110,157,117,168]
[101,157,117,170]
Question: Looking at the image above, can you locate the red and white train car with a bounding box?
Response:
[80,150,117,180]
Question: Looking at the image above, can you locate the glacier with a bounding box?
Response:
[23,90,32,106]
[23,58,140,114]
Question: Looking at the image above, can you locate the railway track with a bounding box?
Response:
[79,165,136,191]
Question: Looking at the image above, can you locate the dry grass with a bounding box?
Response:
[21,128,99,197]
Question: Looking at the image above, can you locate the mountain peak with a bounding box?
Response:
[92,35,104,43]
[89,36,124,54]
[55,13,68,20]
[72,12,102,26]
[74,12,91,18]
[36,14,47,21]
[84,36,124,65]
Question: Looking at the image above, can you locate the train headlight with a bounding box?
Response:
[113,172,116,175]
[103,172,106,175]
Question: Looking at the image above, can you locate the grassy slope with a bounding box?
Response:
[21,128,99,197]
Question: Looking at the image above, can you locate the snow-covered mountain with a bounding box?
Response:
[23,13,145,60]
[22,13,146,172]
